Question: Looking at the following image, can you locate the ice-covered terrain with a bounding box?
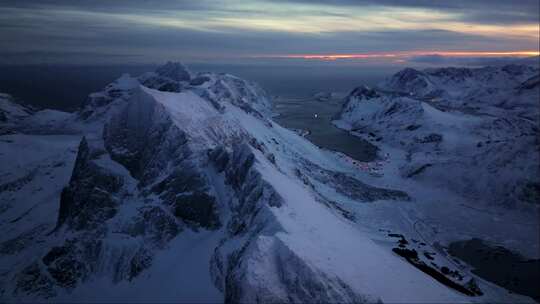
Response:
[0,62,537,303]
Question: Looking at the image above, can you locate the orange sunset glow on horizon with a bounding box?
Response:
[260,50,540,61]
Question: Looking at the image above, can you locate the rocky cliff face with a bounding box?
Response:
[0,63,536,303]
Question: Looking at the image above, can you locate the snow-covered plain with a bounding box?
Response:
[0,62,537,303]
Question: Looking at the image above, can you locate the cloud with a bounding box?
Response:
[0,1,537,65]
[0,1,215,13]
[266,0,540,24]
[408,55,540,66]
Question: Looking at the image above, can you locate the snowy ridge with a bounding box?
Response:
[0,63,536,303]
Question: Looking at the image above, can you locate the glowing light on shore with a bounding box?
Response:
[262,50,540,61]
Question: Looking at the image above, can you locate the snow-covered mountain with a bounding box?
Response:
[0,62,537,303]
[335,64,539,208]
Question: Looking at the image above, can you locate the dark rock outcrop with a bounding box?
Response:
[57,137,123,231]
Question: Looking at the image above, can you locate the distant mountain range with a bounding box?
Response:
[335,64,539,208]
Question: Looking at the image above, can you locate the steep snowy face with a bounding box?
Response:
[335,64,540,207]
[1,62,535,303]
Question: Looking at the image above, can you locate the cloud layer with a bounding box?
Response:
[0,0,538,65]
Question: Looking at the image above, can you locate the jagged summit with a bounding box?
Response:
[155,61,192,82]
[79,62,272,122]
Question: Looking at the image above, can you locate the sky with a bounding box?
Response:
[0,0,539,66]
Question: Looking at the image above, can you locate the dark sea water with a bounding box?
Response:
[273,97,378,162]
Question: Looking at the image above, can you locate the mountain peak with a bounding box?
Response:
[348,85,380,100]
[155,61,192,82]
[395,67,424,80]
